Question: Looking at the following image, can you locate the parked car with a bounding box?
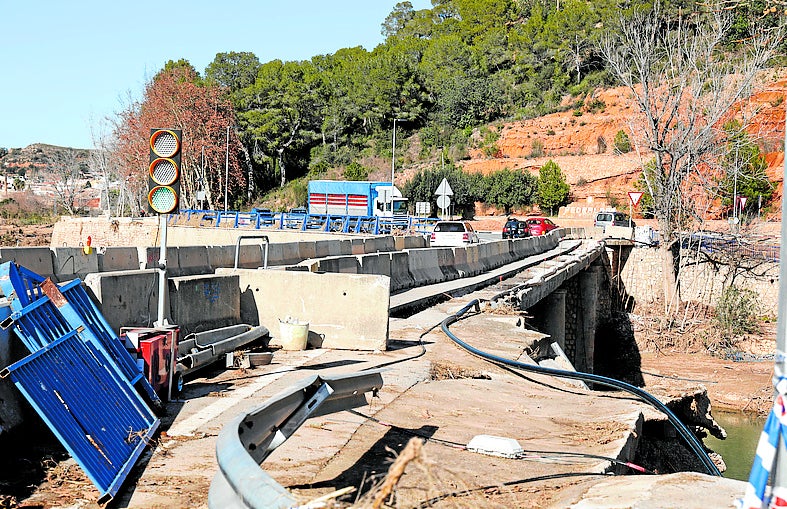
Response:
[594,211,635,230]
[288,207,307,216]
[430,221,480,247]
[524,217,559,236]
[502,218,529,239]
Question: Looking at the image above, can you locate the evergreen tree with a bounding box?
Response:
[537,160,569,215]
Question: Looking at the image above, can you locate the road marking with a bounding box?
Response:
[166,350,326,437]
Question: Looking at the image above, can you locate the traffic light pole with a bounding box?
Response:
[155,214,169,327]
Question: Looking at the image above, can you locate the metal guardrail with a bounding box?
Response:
[173,209,439,236]
[234,234,269,269]
[208,371,384,509]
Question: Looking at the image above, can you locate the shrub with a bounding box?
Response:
[714,285,760,339]
[530,139,544,158]
[614,130,632,153]
[343,161,370,181]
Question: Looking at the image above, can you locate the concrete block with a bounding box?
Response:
[137,246,180,273]
[207,245,236,270]
[316,256,359,274]
[404,235,427,249]
[315,239,348,258]
[394,237,405,251]
[178,246,211,276]
[451,247,472,277]
[216,268,389,351]
[350,239,365,255]
[169,274,240,335]
[364,237,395,253]
[268,242,301,266]
[0,301,24,436]
[298,241,317,261]
[235,244,263,269]
[98,247,139,272]
[463,245,483,276]
[389,251,414,292]
[357,253,391,277]
[435,248,459,280]
[0,247,55,280]
[84,269,159,333]
[51,247,99,281]
[406,248,443,286]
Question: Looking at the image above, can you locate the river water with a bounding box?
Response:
[704,411,765,481]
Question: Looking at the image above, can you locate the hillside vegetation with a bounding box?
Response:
[0,0,783,222]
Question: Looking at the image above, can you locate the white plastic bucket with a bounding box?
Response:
[278,319,309,351]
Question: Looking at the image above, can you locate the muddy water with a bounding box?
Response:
[705,411,766,481]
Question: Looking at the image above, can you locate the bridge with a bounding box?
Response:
[0,216,745,507]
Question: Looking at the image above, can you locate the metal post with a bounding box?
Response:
[771,105,787,492]
[155,214,168,327]
[224,125,230,212]
[391,119,397,213]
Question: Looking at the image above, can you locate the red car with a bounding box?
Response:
[524,217,559,236]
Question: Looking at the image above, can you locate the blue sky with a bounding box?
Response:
[0,1,432,150]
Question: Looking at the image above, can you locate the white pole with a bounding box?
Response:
[224,125,230,212]
[391,119,397,213]
[155,214,168,326]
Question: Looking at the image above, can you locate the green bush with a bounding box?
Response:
[343,161,370,181]
[614,130,632,153]
[714,285,760,339]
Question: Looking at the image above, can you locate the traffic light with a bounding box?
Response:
[148,128,182,214]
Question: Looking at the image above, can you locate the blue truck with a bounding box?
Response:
[307,180,408,217]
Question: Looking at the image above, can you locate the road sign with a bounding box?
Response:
[628,191,644,207]
[416,201,431,215]
[435,178,454,196]
[436,195,451,210]
[738,196,748,209]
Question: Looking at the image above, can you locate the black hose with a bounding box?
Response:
[441,299,721,477]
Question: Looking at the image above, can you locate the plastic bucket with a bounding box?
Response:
[278,319,309,351]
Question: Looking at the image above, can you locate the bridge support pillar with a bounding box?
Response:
[577,266,603,374]
[531,289,566,351]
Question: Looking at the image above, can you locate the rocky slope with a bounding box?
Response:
[459,77,787,219]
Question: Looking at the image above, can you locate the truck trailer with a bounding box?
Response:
[307,180,408,217]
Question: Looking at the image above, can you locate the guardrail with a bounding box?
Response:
[208,371,384,509]
[172,209,439,236]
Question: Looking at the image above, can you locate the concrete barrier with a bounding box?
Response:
[316,256,359,274]
[406,248,443,286]
[364,237,395,254]
[315,239,350,258]
[207,245,236,270]
[98,247,139,272]
[51,247,99,281]
[357,253,391,277]
[268,242,302,266]
[350,239,365,255]
[0,247,55,280]
[178,246,211,276]
[298,241,317,261]
[0,301,24,436]
[169,274,240,334]
[404,235,428,249]
[216,268,389,351]
[435,248,459,281]
[389,251,414,292]
[451,247,473,277]
[137,246,180,273]
[84,269,159,333]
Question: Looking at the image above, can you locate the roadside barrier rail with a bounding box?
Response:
[208,371,384,509]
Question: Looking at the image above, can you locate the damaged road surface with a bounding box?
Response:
[2,260,747,508]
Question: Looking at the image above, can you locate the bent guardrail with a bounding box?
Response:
[208,370,384,509]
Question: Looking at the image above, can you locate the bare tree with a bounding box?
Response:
[48,148,87,215]
[599,1,783,313]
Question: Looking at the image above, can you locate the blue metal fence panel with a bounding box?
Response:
[0,262,161,406]
[3,331,159,503]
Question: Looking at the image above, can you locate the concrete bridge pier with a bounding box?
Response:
[578,266,603,374]
[530,289,567,351]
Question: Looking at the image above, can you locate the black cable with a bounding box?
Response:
[347,410,654,474]
[441,299,722,477]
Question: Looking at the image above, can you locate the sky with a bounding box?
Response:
[0,1,432,150]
